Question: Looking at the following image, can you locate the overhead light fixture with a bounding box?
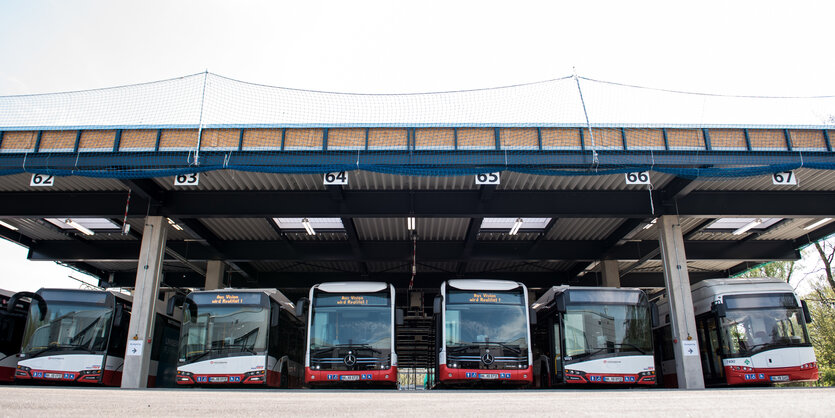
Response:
[509,218,523,235]
[804,218,833,231]
[732,218,763,235]
[642,218,657,230]
[64,218,95,236]
[407,216,416,231]
[167,218,184,231]
[0,220,18,231]
[301,218,316,235]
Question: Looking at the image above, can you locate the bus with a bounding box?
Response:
[176,289,305,387]
[654,277,817,386]
[1,289,31,383]
[300,282,399,388]
[13,288,181,387]
[434,279,533,387]
[531,286,656,387]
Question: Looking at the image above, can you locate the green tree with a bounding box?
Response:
[807,283,835,386]
[737,260,795,282]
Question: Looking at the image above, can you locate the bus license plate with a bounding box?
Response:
[44,373,62,379]
[604,376,624,383]
[770,375,789,382]
[479,374,499,379]
[340,375,360,381]
[209,376,228,383]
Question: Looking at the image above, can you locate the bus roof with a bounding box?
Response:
[315,282,389,293]
[446,279,522,291]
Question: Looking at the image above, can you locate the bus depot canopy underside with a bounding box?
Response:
[1,73,834,295]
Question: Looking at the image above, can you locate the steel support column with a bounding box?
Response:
[121,216,168,389]
[600,259,620,287]
[205,260,225,290]
[658,215,705,389]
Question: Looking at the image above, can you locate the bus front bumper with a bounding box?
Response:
[439,365,532,384]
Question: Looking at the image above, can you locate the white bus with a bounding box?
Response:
[176,289,305,387]
[299,282,399,388]
[14,288,181,387]
[434,279,533,387]
[531,286,656,386]
[655,278,817,386]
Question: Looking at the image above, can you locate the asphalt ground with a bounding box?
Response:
[1,386,833,417]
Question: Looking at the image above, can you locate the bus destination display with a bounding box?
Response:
[447,291,522,305]
[191,293,262,306]
[314,294,388,307]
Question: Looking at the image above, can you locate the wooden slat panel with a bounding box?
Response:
[368,128,407,149]
[0,131,37,152]
[500,128,538,149]
[457,128,494,149]
[242,129,282,149]
[328,128,365,149]
[541,128,581,149]
[159,129,199,150]
[667,129,705,150]
[624,129,665,149]
[790,130,826,151]
[40,130,76,151]
[582,128,622,149]
[415,128,454,149]
[709,129,747,150]
[120,130,157,150]
[748,129,787,150]
[79,130,116,151]
[200,129,239,149]
[284,128,323,150]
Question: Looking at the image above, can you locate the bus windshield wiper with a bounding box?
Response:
[335,343,381,354]
[468,341,522,354]
[612,343,647,355]
[27,343,94,357]
[221,344,257,354]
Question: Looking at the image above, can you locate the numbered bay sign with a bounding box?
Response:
[174,173,200,186]
[624,171,651,185]
[772,171,798,186]
[30,173,54,187]
[323,171,348,185]
[475,172,501,185]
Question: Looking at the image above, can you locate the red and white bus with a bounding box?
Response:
[655,277,817,386]
[1,289,30,383]
[13,288,181,387]
[176,289,305,387]
[300,282,399,388]
[531,286,656,386]
[434,279,533,387]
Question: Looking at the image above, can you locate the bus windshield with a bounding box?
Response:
[179,304,268,364]
[21,302,113,357]
[310,305,391,351]
[563,303,652,360]
[720,294,810,356]
[445,291,528,353]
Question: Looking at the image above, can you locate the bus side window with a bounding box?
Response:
[552,319,562,374]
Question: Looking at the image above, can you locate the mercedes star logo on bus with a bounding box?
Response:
[344,354,357,366]
[481,353,494,365]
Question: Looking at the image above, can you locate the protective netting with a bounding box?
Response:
[0,72,833,179]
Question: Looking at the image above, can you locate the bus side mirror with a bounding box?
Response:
[166,293,187,317]
[555,294,566,313]
[113,303,124,328]
[650,302,659,328]
[433,296,442,314]
[396,309,404,326]
[271,308,280,327]
[801,300,813,324]
[529,308,537,325]
[711,302,726,318]
[9,291,47,321]
[295,298,309,318]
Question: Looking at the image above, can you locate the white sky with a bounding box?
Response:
[1,0,834,292]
